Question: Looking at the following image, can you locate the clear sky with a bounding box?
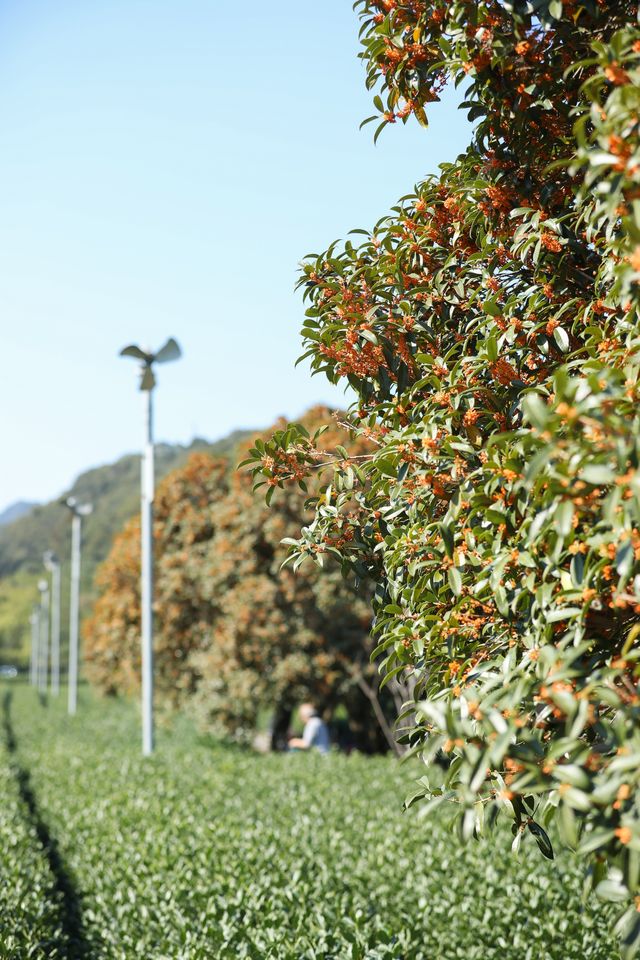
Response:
[0,0,471,512]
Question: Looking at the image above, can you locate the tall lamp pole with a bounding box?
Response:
[62,497,93,715]
[29,605,40,686]
[37,579,50,695]
[119,337,181,756]
[43,551,61,695]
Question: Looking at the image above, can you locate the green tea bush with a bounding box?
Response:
[1,683,619,959]
[0,693,69,958]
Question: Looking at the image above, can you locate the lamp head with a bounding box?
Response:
[62,496,92,518]
[43,550,59,571]
[119,338,182,391]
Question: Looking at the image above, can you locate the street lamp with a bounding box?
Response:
[43,551,61,695]
[119,337,181,756]
[62,497,93,715]
[29,604,40,686]
[37,579,50,695]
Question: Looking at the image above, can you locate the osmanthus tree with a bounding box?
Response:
[85,454,230,702]
[245,1,640,952]
[84,411,400,752]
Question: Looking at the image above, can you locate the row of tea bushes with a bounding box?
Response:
[3,683,619,959]
[0,697,69,958]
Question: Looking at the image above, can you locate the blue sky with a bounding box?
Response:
[0,0,471,511]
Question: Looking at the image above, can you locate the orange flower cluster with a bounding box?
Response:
[320,337,386,379]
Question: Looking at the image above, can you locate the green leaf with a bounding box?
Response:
[448,567,462,596]
[438,523,454,559]
[547,607,582,623]
[595,879,630,903]
[485,336,498,362]
[555,500,574,537]
[558,803,579,848]
[579,464,615,485]
[523,394,549,430]
[554,764,589,789]
[527,821,554,860]
[578,830,616,856]
[560,786,592,812]
[553,327,570,352]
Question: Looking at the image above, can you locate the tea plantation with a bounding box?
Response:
[0,682,618,959]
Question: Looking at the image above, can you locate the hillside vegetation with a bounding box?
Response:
[0,431,249,666]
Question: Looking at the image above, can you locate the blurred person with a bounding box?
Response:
[288,703,330,754]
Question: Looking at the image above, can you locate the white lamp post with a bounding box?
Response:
[29,605,40,686]
[119,337,181,756]
[37,579,49,694]
[43,551,61,695]
[62,497,93,715]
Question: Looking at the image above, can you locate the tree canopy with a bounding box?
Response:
[85,408,399,751]
[246,2,640,952]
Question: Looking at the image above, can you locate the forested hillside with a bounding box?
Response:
[0,430,249,666]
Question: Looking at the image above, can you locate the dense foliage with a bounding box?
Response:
[85,409,396,750]
[0,681,620,959]
[246,1,640,953]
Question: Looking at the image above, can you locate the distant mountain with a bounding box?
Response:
[0,429,253,665]
[0,501,37,527]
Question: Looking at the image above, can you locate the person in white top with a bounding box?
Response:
[288,703,330,754]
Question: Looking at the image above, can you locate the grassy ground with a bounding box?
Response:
[0,679,617,959]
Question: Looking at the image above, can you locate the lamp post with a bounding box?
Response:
[119,337,181,756]
[62,497,93,715]
[37,579,49,694]
[29,605,40,686]
[43,551,61,695]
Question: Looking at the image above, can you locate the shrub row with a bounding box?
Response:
[0,692,69,958]
[2,683,619,959]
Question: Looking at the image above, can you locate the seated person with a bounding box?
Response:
[288,703,330,754]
